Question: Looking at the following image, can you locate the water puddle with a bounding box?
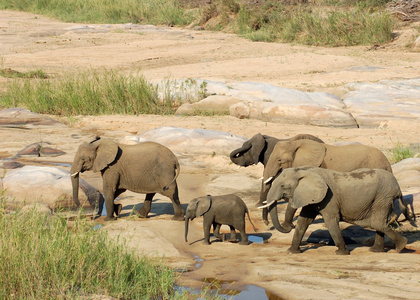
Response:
[175,278,285,299]
[248,235,265,244]
[38,161,72,168]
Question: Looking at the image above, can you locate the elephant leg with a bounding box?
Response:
[323,217,349,255]
[103,187,117,222]
[213,223,222,239]
[287,209,317,254]
[203,219,212,245]
[164,184,184,221]
[236,224,249,245]
[383,227,407,252]
[228,225,238,242]
[136,193,155,218]
[257,182,270,225]
[371,211,407,252]
[370,231,386,252]
[112,189,125,217]
[281,202,297,233]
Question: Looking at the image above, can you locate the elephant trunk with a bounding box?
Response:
[185,215,190,242]
[268,201,291,233]
[70,165,81,207]
[229,144,251,166]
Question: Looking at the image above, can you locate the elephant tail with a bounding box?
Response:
[246,208,258,232]
[163,160,180,191]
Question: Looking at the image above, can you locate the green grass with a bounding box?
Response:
[0,209,175,299]
[235,2,394,46]
[0,0,194,26]
[389,144,416,163]
[0,69,180,116]
[0,0,396,47]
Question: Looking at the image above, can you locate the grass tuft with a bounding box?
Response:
[0,209,175,299]
[389,143,416,163]
[0,69,182,116]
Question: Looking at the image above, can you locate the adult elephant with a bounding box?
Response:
[265,167,412,254]
[70,137,184,221]
[230,133,324,224]
[261,139,392,233]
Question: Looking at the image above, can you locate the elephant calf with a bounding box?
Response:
[263,167,413,255]
[185,194,257,245]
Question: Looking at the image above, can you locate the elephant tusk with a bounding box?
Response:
[237,166,242,169]
[264,177,273,184]
[258,200,276,209]
[258,176,264,181]
[70,172,79,177]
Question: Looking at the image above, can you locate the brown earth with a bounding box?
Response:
[1,10,420,299]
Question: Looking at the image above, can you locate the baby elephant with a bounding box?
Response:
[263,167,413,255]
[185,194,257,245]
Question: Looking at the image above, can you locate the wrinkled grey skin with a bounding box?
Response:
[70,137,184,221]
[262,139,393,233]
[265,167,413,255]
[185,194,257,245]
[229,133,324,224]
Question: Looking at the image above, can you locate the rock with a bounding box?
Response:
[344,79,420,127]
[0,107,65,127]
[16,142,66,157]
[1,160,24,169]
[1,166,102,209]
[119,126,248,155]
[176,95,241,115]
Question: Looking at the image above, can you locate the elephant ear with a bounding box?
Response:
[93,139,119,172]
[197,195,212,216]
[292,140,326,167]
[249,133,266,164]
[291,170,328,209]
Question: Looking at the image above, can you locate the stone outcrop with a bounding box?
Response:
[1,166,102,210]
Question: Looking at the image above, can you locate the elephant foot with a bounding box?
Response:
[239,239,249,245]
[279,222,295,233]
[395,236,408,253]
[286,247,302,254]
[135,211,148,218]
[369,246,386,253]
[263,219,270,226]
[335,248,350,255]
[171,214,185,221]
[203,240,211,245]
[104,216,117,222]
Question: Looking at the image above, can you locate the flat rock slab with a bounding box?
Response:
[0,107,65,127]
[344,78,420,127]
[120,126,248,155]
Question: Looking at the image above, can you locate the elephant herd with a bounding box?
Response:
[70,134,414,255]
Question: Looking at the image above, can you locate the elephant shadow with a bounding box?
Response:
[303,225,417,253]
[118,198,183,219]
[188,231,272,245]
